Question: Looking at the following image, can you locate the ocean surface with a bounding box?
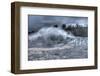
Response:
[28,27,88,61]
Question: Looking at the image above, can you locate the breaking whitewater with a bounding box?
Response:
[28,27,88,61]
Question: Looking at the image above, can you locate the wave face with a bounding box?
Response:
[28,27,75,48]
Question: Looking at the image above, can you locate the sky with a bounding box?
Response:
[28,15,88,32]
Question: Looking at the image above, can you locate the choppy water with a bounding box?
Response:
[28,27,88,61]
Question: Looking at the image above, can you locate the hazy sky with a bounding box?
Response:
[28,15,88,32]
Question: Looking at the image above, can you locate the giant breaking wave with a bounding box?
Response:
[28,27,87,48]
